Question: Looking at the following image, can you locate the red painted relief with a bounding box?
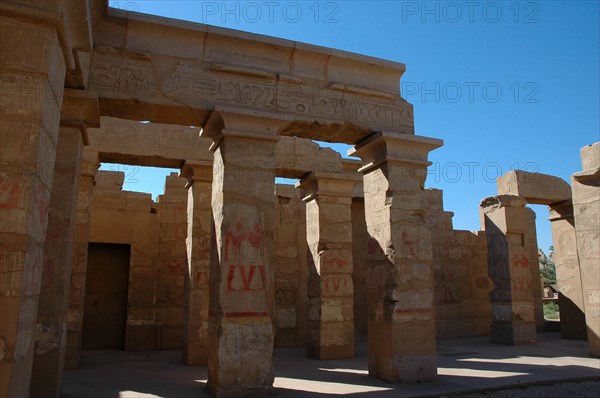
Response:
[401,230,421,260]
[167,260,186,274]
[513,256,529,268]
[0,175,20,209]
[227,264,266,291]
[224,222,262,262]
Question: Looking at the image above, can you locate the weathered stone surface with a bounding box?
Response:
[180,161,212,365]
[571,142,600,357]
[480,195,538,345]
[298,171,358,360]
[275,137,343,178]
[274,185,309,347]
[90,8,413,143]
[580,142,600,170]
[65,149,98,370]
[88,117,211,168]
[202,113,278,396]
[548,200,587,340]
[95,170,125,189]
[350,132,442,383]
[0,14,66,398]
[423,189,492,339]
[30,125,83,398]
[155,173,189,350]
[497,170,572,205]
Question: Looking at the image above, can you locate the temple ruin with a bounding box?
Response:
[0,1,598,397]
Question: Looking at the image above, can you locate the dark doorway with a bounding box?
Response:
[82,243,131,349]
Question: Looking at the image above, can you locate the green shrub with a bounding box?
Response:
[543,302,560,320]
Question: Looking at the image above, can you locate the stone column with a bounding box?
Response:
[549,200,587,340]
[201,110,280,397]
[571,142,600,357]
[530,229,544,333]
[480,195,537,345]
[29,123,84,398]
[180,161,212,365]
[64,148,98,369]
[0,15,66,398]
[349,132,442,383]
[297,168,359,360]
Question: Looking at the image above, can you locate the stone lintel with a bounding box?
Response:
[88,117,211,168]
[348,132,443,173]
[180,160,213,186]
[496,170,572,205]
[274,184,300,198]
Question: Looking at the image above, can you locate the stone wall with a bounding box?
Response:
[88,171,160,350]
[273,185,308,347]
[84,174,495,354]
[424,189,492,339]
[352,199,369,341]
[156,173,189,350]
[87,171,191,351]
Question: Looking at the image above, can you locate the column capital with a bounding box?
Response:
[61,89,100,146]
[348,132,443,173]
[296,160,362,202]
[201,107,285,151]
[180,160,213,186]
[548,199,574,221]
[480,194,527,211]
[80,148,99,180]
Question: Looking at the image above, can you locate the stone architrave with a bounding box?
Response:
[349,132,442,383]
[296,167,360,360]
[480,195,537,345]
[180,161,213,366]
[200,109,282,397]
[571,142,600,357]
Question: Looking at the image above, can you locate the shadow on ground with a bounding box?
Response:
[61,332,600,398]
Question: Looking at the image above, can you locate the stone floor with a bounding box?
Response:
[62,332,600,398]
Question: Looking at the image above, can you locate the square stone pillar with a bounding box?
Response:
[480,195,537,345]
[525,218,544,333]
[180,161,212,366]
[64,148,98,369]
[572,142,600,357]
[30,124,84,398]
[549,200,587,340]
[349,132,442,383]
[296,169,360,360]
[0,15,66,398]
[200,110,281,397]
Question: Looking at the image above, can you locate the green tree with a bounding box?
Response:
[539,246,556,284]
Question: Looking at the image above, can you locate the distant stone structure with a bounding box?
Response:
[0,1,598,397]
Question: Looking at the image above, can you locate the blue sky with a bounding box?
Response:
[105,0,600,252]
